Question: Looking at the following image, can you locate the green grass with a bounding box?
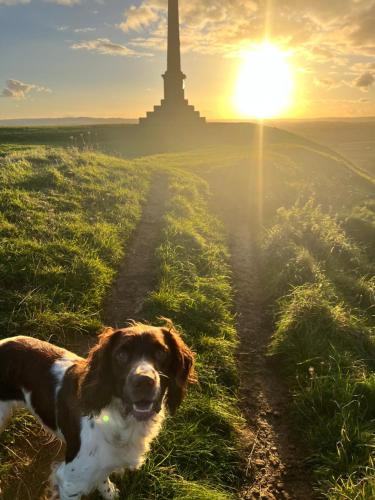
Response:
[155,141,375,497]
[188,142,374,498]
[262,200,375,498]
[1,129,374,498]
[0,144,152,482]
[0,145,244,498]
[115,169,244,499]
[345,200,375,261]
[0,125,134,149]
[0,145,151,340]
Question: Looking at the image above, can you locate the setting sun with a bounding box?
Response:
[234,43,294,119]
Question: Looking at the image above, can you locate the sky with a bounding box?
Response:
[0,0,375,120]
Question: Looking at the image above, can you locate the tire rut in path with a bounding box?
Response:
[208,171,314,500]
[102,173,168,327]
[0,174,168,500]
[229,224,313,500]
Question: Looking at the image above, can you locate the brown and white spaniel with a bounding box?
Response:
[0,322,195,500]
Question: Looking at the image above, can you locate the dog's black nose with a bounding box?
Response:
[132,373,156,389]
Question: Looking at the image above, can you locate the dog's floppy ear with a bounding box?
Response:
[80,328,121,414]
[162,325,196,415]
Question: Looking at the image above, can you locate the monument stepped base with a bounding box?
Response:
[139,98,206,127]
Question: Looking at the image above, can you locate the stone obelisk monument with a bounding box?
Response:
[163,0,185,105]
[139,0,205,126]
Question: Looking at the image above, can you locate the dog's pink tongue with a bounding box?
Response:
[134,401,153,410]
[132,402,154,420]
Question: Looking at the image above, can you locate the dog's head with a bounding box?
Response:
[80,321,195,420]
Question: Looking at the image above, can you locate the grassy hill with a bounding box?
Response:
[192,140,374,498]
[0,121,327,159]
[0,125,374,498]
[274,118,375,177]
[0,146,151,339]
[0,145,244,499]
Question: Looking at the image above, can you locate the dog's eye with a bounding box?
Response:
[116,349,129,364]
[155,348,168,363]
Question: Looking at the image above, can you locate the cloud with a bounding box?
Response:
[1,79,51,99]
[0,0,81,4]
[74,27,96,33]
[351,1,375,45]
[0,0,30,4]
[56,25,96,32]
[355,71,375,89]
[70,38,148,57]
[1,0,82,3]
[120,2,164,32]
[121,0,264,58]
[119,0,375,63]
[45,0,81,5]
[314,77,342,90]
[121,0,260,33]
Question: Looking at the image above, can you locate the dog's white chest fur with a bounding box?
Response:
[54,400,165,498]
[88,400,165,471]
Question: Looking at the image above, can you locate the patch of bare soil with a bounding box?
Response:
[0,175,168,500]
[208,169,314,500]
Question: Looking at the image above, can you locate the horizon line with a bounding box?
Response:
[1,115,375,124]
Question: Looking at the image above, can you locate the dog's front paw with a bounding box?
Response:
[98,478,120,500]
[45,462,60,500]
[44,482,60,500]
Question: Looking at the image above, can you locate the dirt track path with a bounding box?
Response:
[208,170,314,500]
[0,174,168,500]
[103,174,167,327]
[228,223,313,500]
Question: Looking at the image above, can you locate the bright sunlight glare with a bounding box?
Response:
[234,42,294,119]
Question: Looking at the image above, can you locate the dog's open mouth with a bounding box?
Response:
[132,400,156,421]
